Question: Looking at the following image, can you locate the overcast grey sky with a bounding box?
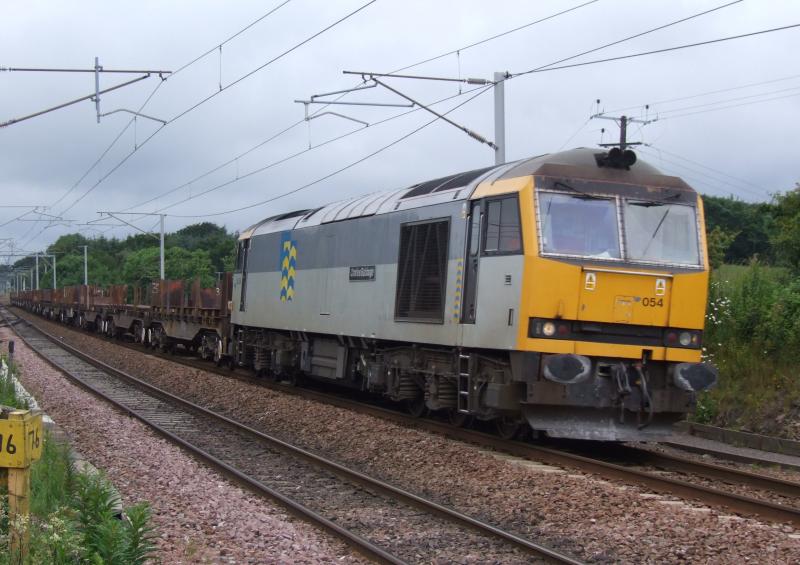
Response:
[2,0,799,255]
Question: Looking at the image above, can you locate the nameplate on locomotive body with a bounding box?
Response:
[349,265,376,282]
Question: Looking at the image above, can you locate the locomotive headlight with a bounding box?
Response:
[542,322,557,336]
[679,331,692,346]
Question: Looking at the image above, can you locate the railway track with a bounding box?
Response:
[1,307,583,565]
[83,322,800,527]
[661,439,800,473]
[10,307,800,528]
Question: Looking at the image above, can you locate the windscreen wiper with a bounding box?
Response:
[641,208,671,256]
[554,181,606,199]
[629,201,664,208]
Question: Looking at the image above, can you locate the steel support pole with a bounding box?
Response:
[159,214,165,280]
[95,57,101,124]
[494,72,506,166]
[82,245,88,285]
[52,254,56,289]
[34,255,39,290]
[620,115,628,151]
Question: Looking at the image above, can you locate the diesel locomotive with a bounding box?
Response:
[12,147,717,441]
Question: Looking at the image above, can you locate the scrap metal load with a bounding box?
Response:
[13,275,232,362]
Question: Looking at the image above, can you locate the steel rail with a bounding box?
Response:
[123,341,800,526]
[270,388,800,527]
[2,308,582,565]
[615,445,800,499]
[662,441,800,472]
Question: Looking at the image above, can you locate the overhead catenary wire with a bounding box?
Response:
[509,22,800,78]
[637,147,765,200]
[603,72,800,115]
[119,120,307,212]
[118,0,607,214]
[389,0,603,74]
[643,145,768,195]
[45,0,296,213]
[19,0,775,252]
[172,15,796,222]
[154,86,489,213]
[16,1,356,254]
[653,84,800,116]
[55,0,377,217]
[166,86,494,218]
[169,0,293,78]
[120,0,744,217]
[167,1,376,126]
[656,90,800,121]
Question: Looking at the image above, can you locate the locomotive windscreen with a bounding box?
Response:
[537,187,701,267]
[539,192,621,259]
[624,201,700,266]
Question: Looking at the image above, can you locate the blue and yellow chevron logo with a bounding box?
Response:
[279,231,297,302]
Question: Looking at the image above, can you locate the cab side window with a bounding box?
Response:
[483,196,522,254]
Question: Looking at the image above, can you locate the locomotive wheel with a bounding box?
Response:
[405,395,426,418]
[448,409,471,428]
[494,417,521,440]
[213,341,223,366]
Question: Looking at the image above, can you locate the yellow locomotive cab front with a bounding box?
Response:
[511,153,717,440]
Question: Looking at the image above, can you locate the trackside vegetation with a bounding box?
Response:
[696,189,800,439]
[0,356,156,564]
[3,222,237,290]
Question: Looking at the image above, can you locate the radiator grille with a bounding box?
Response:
[395,219,449,322]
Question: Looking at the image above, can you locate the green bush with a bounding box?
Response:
[698,262,800,435]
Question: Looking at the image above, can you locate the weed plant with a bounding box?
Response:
[0,356,28,410]
[697,262,800,436]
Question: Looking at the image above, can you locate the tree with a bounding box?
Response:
[707,226,738,270]
[771,185,800,272]
[121,247,215,288]
[702,195,774,264]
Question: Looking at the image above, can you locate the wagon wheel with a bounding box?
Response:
[132,323,142,343]
[494,416,521,440]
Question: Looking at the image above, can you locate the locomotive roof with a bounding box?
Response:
[239,147,696,239]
